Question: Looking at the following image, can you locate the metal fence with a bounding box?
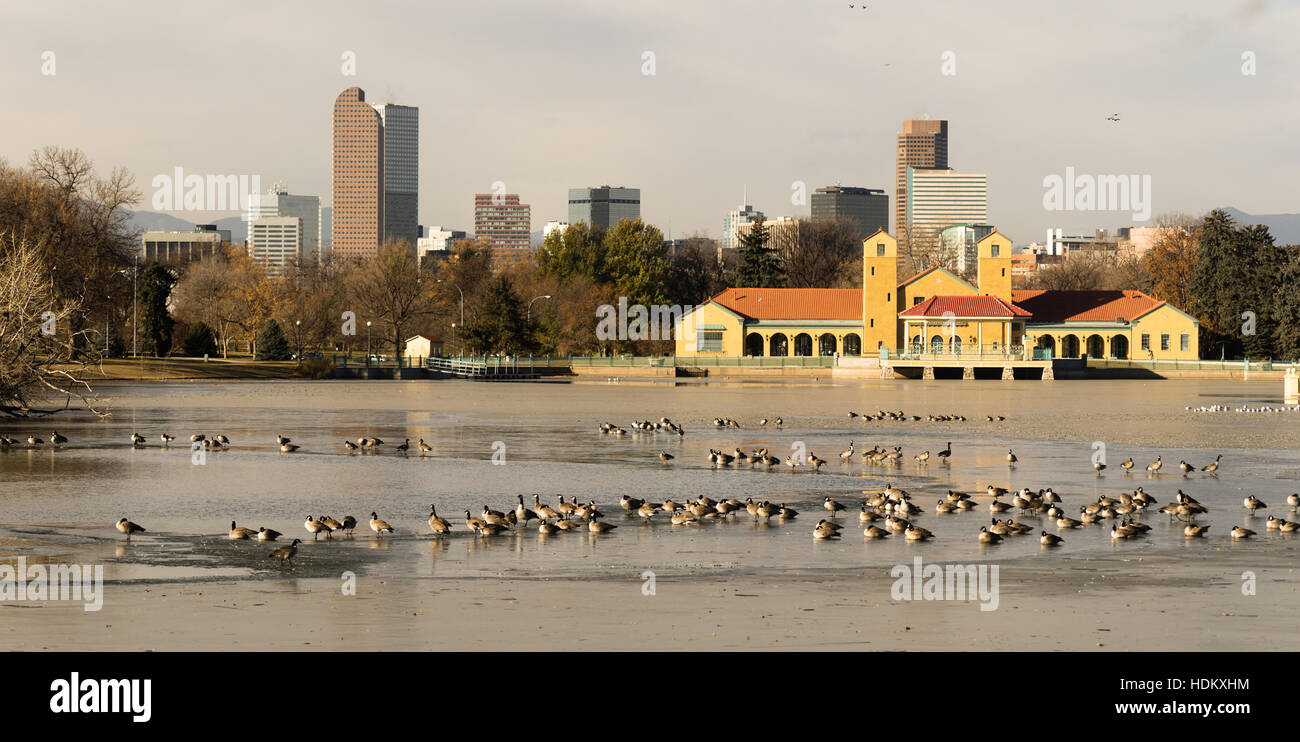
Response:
[882,346,1032,362]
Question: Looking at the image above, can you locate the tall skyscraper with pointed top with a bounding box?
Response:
[895,118,948,265]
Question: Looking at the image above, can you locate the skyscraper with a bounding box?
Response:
[895,119,948,260]
[331,87,383,260]
[373,102,419,250]
[248,217,303,278]
[811,185,889,242]
[474,193,531,250]
[723,201,765,250]
[567,186,640,231]
[331,87,419,261]
[905,168,987,270]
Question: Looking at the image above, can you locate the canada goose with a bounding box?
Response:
[978,526,1002,544]
[1201,454,1221,473]
[215,434,230,445]
[1120,457,1134,471]
[464,511,487,531]
[280,442,300,453]
[229,520,258,540]
[840,441,855,461]
[1146,456,1162,473]
[774,417,783,426]
[1266,515,1282,530]
[1110,524,1134,540]
[935,499,957,514]
[1094,461,1106,474]
[395,439,410,453]
[130,432,145,446]
[588,519,617,534]
[1178,460,1192,474]
[48,431,67,445]
[823,497,846,516]
[516,495,539,525]
[258,527,282,542]
[160,433,175,444]
[884,515,911,532]
[990,499,1013,514]
[620,495,645,511]
[1002,518,1034,535]
[670,511,698,525]
[304,516,333,540]
[1040,531,1064,546]
[27,435,42,446]
[319,515,343,531]
[636,502,660,519]
[863,525,891,539]
[339,515,357,534]
[1007,449,1018,466]
[784,455,800,470]
[1230,526,1255,539]
[937,443,951,461]
[269,539,302,565]
[808,453,826,470]
[555,495,577,519]
[275,435,289,446]
[427,505,452,534]
[1278,519,1300,533]
[658,450,674,463]
[1184,524,1211,537]
[417,439,433,453]
[476,523,510,537]
[987,485,1009,498]
[191,434,205,443]
[904,524,934,541]
[481,505,507,525]
[344,440,358,451]
[538,521,559,535]
[1288,493,1300,509]
[813,522,841,540]
[778,504,799,519]
[1243,495,1267,512]
[756,501,780,519]
[369,512,394,535]
[915,450,930,463]
[1056,516,1084,529]
[116,518,145,541]
[534,496,560,521]
[859,506,882,524]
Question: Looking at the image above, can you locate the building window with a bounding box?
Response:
[869,318,874,328]
[877,244,885,256]
[913,297,924,305]
[1180,333,1189,351]
[697,331,723,353]
[1140,333,1150,350]
[1161,333,1170,351]
[887,292,891,302]
[870,266,875,276]
[991,245,1000,257]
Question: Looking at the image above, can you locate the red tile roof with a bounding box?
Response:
[898,295,1031,318]
[1010,290,1163,323]
[708,288,862,320]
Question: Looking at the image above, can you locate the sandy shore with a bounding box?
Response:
[4,544,1294,652]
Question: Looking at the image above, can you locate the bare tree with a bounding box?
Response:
[348,239,435,357]
[775,218,860,288]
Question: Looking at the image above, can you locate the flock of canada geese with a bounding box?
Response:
[10,418,1296,568]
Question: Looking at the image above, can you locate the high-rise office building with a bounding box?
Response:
[474,193,531,250]
[373,102,419,250]
[248,186,322,263]
[905,168,987,268]
[811,185,889,242]
[723,202,765,250]
[895,119,948,258]
[567,186,640,231]
[331,87,419,261]
[248,217,304,277]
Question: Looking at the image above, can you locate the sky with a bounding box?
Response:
[3,0,1297,243]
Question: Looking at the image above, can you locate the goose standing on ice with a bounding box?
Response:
[344,440,358,451]
[395,439,410,453]
[116,518,145,541]
[1288,493,1300,510]
[428,504,452,535]
[1007,449,1018,467]
[275,434,290,446]
[160,433,175,445]
[659,450,674,463]
[269,539,301,566]
[258,526,282,542]
[369,512,395,536]
[1178,460,1193,474]
[1201,454,1222,473]
[130,432,146,446]
[937,442,951,462]
[1146,456,1162,474]
[304,515,333,540]
[50,431,68,446]
[418,439,433,454]
[1120,457,1134,472]
[1243,495,1267,513]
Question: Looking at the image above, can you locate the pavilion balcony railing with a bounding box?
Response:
[882,345,1031,362]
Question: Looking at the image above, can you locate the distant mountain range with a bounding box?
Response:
[1221,208,1300,245]
[125,209,332,245]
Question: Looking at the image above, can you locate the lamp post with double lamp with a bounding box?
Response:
[527,295,552,323]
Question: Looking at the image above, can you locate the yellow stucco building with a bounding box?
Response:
[677,228,1199,361]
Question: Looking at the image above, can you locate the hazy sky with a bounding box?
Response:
[4,0,1297,243]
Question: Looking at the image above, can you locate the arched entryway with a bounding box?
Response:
[843,333,861,356]
[909,334,924,354]
[1061,334,1079,358]
[949,336,962,353]
[793,333,813,356]
[1036,335,1056,353]
[1086,334,1104,359]
[818,333,837,356]
[929,335,945,353]
[745,332,764,357]
[1111,335,1129,359]
[769,333,788,357]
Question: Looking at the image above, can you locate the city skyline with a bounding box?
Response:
[4,0,1296,242]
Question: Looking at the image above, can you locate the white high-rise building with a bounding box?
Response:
[372,102,420,249]
[247,186,322,263]
[248,217,304,277]
[416,226,466,262]
[905,168,987,259]
[723,202,765,250]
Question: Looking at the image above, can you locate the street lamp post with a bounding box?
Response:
[451,323,457,356]
[366,320,372,360]
[527,294,552,322]
[294,319,302,361]
[437,279,464,325]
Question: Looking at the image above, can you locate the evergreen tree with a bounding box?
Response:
[254,319,291,361]
[1272,248,1300,361]
[1189,210,1283,359]
[137,262,176,357]
[181,322,219,357]
[733,217,784,287]
[462,275,540,355]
